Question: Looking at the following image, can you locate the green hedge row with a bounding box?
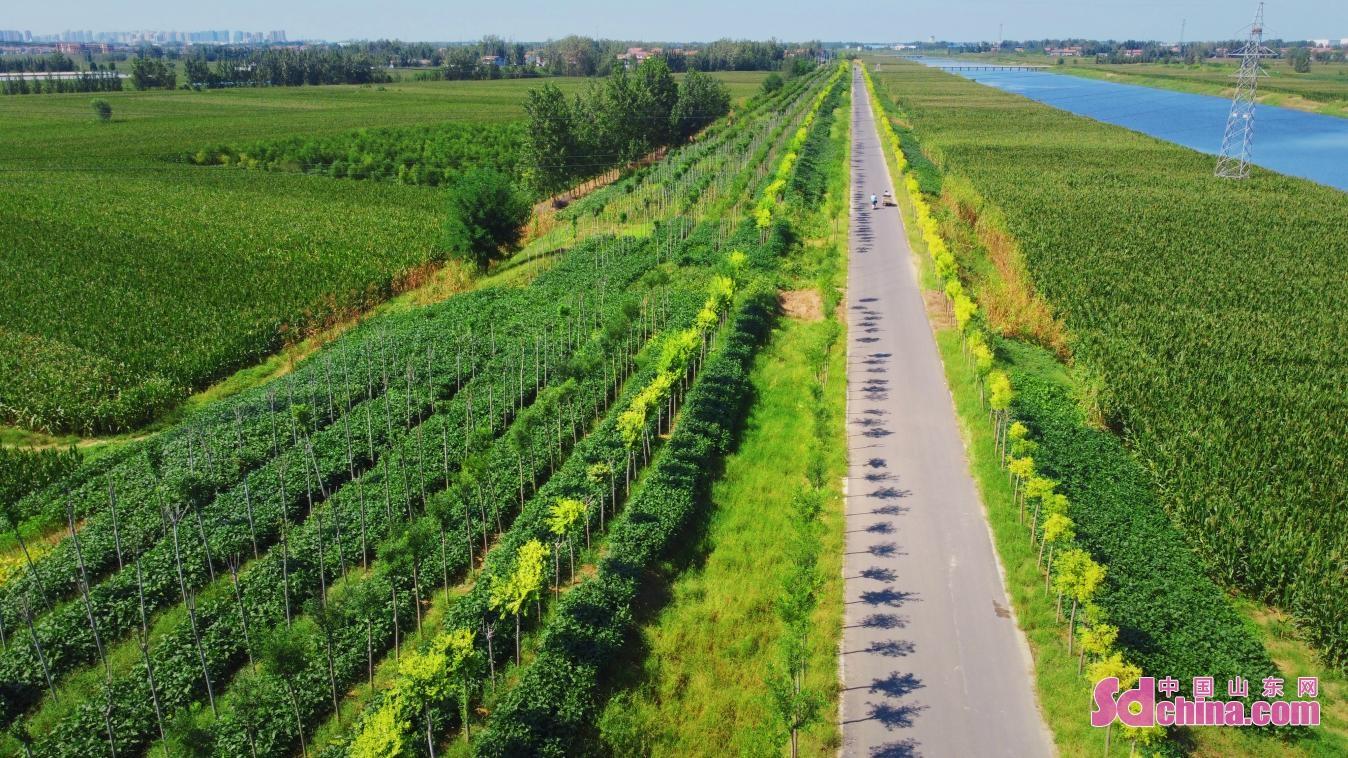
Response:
[1011,371,1278,695]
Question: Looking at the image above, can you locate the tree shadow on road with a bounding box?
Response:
[846,612,908,630]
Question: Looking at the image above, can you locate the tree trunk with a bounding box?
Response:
[1068,599,1078,654]
[411,560,423,633]
[485,623,495,685]
[193,502,215,582]
[324,635,341,723]
[425,707,436,758]
[440,527,450,601]
[134,561,166,745]
[20,596,56,701]
[67,503,108,676]
[288,685,308,758]
[280,525,292,627]
[227,560,253,667]
[169,512,216,714]
[391,584,400,661]
[107,483,124,570]
[315,509,328,605]
[1045,548,1055,593]
[102,695,118,758]
[243,476,260,559]
[358,480,369,570]
[12,527,51,613]
[461,684,471,741]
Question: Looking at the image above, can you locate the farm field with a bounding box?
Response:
[0,72,765,437]
[868,59,1348,685]
[0,63,840,757]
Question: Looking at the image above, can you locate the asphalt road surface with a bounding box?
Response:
[839,64,1054,758]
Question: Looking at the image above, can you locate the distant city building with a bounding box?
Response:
[0,28,288,46]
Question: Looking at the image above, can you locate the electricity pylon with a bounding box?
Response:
[1215,2,1275,179]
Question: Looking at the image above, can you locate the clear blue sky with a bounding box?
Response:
[8,0,1344,43]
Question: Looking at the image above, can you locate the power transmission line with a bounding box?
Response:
[1214,2,1275,179]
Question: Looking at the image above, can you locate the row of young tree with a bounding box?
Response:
[0,51,78,72]
[0,71,123,96]
[522,57,732,196]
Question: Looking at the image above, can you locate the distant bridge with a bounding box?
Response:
[882,56,1050,72]
[926,64,1049,72]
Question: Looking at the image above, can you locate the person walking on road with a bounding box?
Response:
[870,193,878,209]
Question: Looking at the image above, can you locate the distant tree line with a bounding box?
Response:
[372,36,821,80]
[523,57,731,196]
[180,46,392,88]
[534,36,819,77]
[0,51,78,72]
[1,70,124,95]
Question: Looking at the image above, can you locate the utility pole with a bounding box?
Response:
[1215,2,1274,179]
[1179,18,1187,57]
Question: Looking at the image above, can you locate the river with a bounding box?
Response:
[907,58,1348,192]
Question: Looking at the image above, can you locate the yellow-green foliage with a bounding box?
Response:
[548,498,587,539]
[617,254,745,450]
[490,539,549,619]
[350,628,477,758]
[754,63,847,228]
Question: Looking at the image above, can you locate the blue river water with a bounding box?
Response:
[910,58,1348,192]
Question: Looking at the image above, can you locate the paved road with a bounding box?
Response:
[839,65,1053,758]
